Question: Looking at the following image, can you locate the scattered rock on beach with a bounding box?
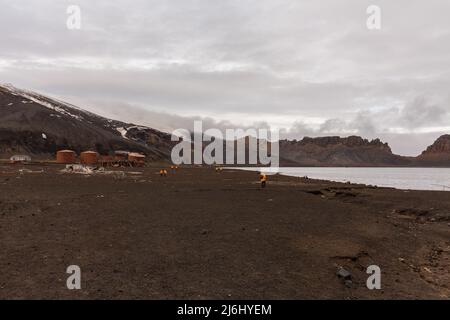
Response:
[336,267,352,280]
[344,280,353,288]
[305,189,326,196]
[336,267,354,288]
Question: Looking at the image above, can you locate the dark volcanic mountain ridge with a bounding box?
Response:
[0,84,172,160]
[279,136,411,166]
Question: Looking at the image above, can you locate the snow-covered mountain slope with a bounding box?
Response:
[0,84,173,159]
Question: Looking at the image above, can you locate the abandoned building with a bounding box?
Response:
[128,152,146,166]
[10,155,31,163]
[114,150,129,161]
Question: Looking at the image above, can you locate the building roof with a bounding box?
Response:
[129,152,146,158]
[10,155,31,160]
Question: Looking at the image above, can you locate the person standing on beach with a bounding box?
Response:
[260,173,267,188]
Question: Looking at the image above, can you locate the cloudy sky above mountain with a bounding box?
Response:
[1,0,449,155]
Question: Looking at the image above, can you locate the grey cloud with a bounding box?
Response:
[399,97,449,129]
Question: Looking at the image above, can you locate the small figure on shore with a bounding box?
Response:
[160,169,168,177]
[260,173,267,188]
[170,165,177,173]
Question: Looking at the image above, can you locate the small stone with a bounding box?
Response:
[336,268,352,280]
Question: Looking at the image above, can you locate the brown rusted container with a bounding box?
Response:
[80,151,99,165]
[56,150,76,164]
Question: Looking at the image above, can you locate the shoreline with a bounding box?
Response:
[227,166,450,192]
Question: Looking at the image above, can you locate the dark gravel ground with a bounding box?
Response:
[0,164,449,299]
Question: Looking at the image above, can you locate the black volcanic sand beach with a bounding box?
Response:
[0,164,449,299]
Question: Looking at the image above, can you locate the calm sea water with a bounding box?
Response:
[238,167,450,191]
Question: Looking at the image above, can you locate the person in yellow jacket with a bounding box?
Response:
[260,173,268,188]
[160,169,168,177]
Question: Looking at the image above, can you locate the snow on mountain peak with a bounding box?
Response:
[1,83,86,121]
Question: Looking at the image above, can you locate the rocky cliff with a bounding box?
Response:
[279,136,411,166]
[416,135,450,166]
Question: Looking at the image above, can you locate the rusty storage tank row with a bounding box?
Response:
[56,150,145,166]
[56,150,99,165]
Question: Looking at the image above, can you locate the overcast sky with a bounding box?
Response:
[1,0,449,155]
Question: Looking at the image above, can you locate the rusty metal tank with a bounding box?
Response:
[80,151,99,165]
[56,150,76,164]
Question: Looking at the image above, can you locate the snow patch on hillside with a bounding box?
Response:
[2,84,87,121]
[117,127,129,139]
